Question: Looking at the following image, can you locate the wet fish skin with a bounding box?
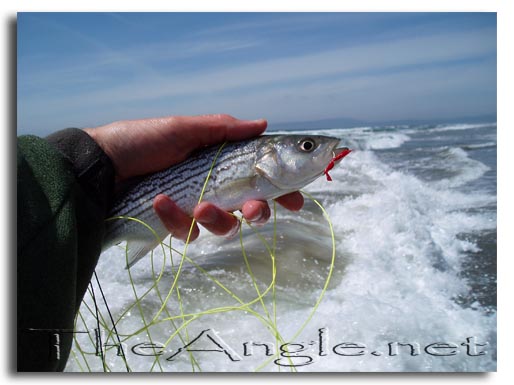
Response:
[102,134,344,267]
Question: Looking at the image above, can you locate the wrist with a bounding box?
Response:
[46,128,115,212]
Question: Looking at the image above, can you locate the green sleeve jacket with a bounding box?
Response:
[17,128,115,371]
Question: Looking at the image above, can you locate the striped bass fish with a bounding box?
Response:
[102,135,350,267]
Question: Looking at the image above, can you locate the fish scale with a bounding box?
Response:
[101,134,347,267]
[108,145,249,224]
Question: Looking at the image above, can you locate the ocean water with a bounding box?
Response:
[67,122,497,372]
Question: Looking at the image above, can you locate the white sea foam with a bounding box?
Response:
[433,147,491,189]
[300,149,496,371]
[429,122,496,133]
[67,125,496,372]
[354,132,410,150]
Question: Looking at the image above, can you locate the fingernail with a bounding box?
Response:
[253,208,266,224]
[252,204,270,226]
[157,196,174,214]
[225,221,241,239]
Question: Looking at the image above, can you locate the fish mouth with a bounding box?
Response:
[323,146,352,181]
[332,147,352,163]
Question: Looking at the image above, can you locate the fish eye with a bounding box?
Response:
[298,138,316,153]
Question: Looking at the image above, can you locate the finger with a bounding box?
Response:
[241,200,271,226]
[274,191,304,211]
[153,194,200,242]
[193,202,241,238]
[165,114,268,148]
[88,114,267,181]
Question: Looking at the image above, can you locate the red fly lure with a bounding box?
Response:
[324,148,352,181]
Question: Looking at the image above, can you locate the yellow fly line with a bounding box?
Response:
[71,142,337,373]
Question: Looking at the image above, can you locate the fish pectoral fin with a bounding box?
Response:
[124,239,159,269]
[220,176,258,192]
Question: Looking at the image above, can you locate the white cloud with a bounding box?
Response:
[18,24,496,134]
[155,57,496,123]
[26,26,495,102]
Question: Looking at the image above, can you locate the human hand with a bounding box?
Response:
[85,114,304,242]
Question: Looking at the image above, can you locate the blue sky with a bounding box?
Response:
[17,12,496,135]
